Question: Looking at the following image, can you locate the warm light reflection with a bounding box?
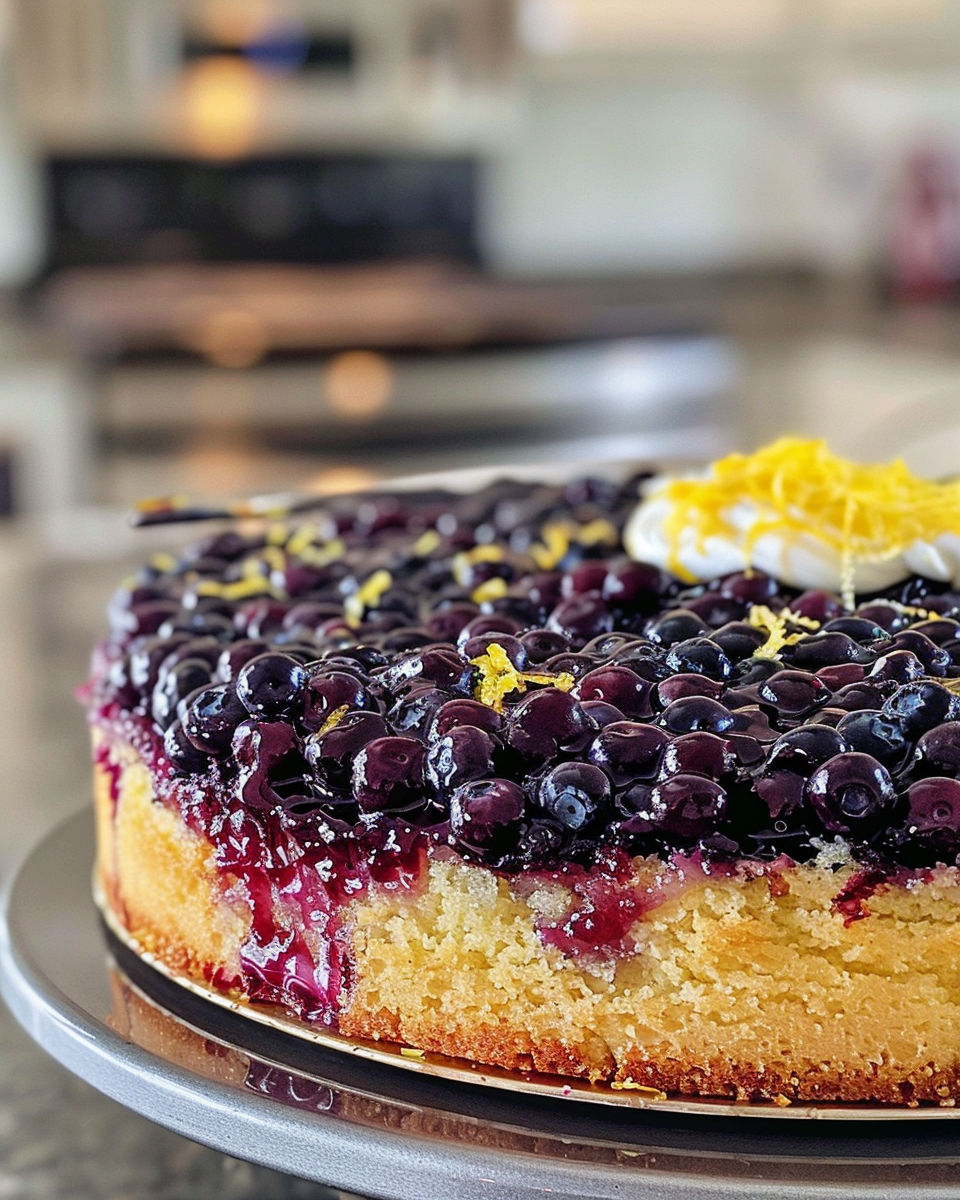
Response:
[181,427,261,497]
[323,351,395,420]
[307,465,379,495]
[200,0,277,46]
[180,56,264,159]
[188,309,270,368]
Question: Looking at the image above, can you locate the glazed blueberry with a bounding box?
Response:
[377,647,473,693]
[580,700,627,728]
[868,649,926,685]
[301,670,369,733]
[658,732,736,781]
[352,736,426,814]
[903,777,960,850]
[666,637,733,682]
[658,696,735,735]
[449,779,525,849]
[157,611,235,642]
[646,609,710,647]
[181,683,249,754]
[717,570,778,605]
[881,680,960,740]
[854,602,909,633]
[682,594,746,628]
[911,618,960,646]
[461,632,527,670]
[644,775,727,841]
[237,653,307,719]
[428,698,503,740]
[654,674,723,709]
[764,725,848,774]
[129,633,191,695]
[388,685,453,736]
[519,628,570,664]
[602,561,666,613]
[216,639,272,684]
[535,762,611,831]
[305,710,392,791]
[546,592,614,645]
[574,665,652,718]
[506,688,593,762]
[914,722,960,778]
[790,633,875,669]
[425,603,480,643]
[457,614,524,647]
[561,561,609,597]
[822,616,886,643]
[587,721,669,786]
[709,622,768,663]
[806,752,898,835]
[790,590,845,623]
[425,726,497,797]
[835,709,909,768]
[888,630,951,676]
[757,670,830,719]
[151,657,213,728]
[163,718,211,774]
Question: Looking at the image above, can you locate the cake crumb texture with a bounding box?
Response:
[342,856,960,1102]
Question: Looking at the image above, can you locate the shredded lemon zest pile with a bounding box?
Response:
[470,642,575,713]
[662,437,960,608]
[748,604,820,659]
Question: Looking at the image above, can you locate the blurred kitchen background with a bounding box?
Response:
[8,1,960,1193]
[9,0,960,867]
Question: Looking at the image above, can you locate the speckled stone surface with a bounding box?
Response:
[0,1003,367,1200]
[0,1002,364,1199]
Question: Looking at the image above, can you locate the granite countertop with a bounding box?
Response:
[0,1005,362,1200]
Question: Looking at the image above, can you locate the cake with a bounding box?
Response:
[88,439,960,1106]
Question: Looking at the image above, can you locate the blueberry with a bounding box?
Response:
[666,637,733,682]
[425,726,496,797]
[305,710,392,791]
[658,732,736,781]
[535,762,611,831]
[758,670,830,719]
[881,680,960,740]
[546,592,614,645]
[574,665,652,718]
[236,653,308,719]
[790,633,876,669]
[868,649,926,685]
[163,719,211,774]
[151,657,213,729]
[644,774,727,841]
[587,721,670,786]
[181,683,248,754]
[449,778,525,849]
[646,609,710,647]
[822,616,886,643]
[658,696,735,735]
[903,777,960,851]
[806,752,898,835]
[519,628,570,665]
[352,736,426,814]
[835,709,909,768]
[914,722,960,778]
[301,670,369,733]
[764,725,848,774]
[506,688,593,762]
[709,622,768,663]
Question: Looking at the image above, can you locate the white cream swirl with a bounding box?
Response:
[624,475,960,594]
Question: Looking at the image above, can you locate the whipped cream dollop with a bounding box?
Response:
[622,440,960,599]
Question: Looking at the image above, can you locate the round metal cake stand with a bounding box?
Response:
[4,815,960,1200]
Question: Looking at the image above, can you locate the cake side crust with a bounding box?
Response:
[94,730,249,986]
